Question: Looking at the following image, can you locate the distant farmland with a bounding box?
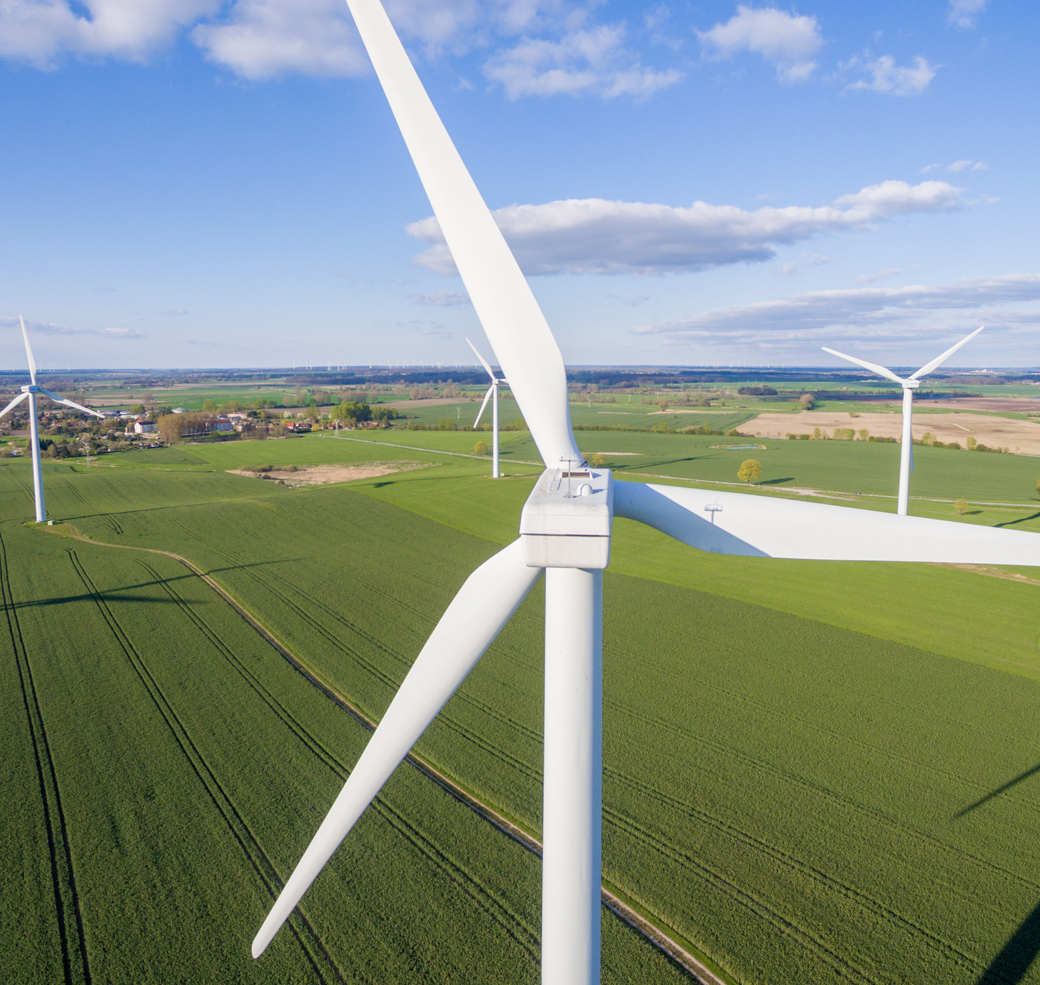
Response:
[1,442,1040,983]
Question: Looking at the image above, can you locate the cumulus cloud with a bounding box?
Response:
[635,274,1040,348]
[846,54,936,96]
[406,180,965,276]
[1,0,682,93]
[948,0,987,29]
[0,0,218,67]
[193,0,367,78]
[484,23,682,99]
[697,5,823,83]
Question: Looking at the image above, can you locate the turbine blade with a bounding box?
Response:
[909,326,984,380]
[473,385,493,428]
[821,347,906,386]
[0,391,29,419]
[38,389,104,418]
[344,0,580,469]
[614,479,1040,565]
[20,316,37,385]
[465,337,496,382]
[252,539,542,958]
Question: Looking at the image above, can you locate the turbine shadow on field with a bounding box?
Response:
[997,512,1040,528]
[955,760,1040,818]
[976,898,1040,985]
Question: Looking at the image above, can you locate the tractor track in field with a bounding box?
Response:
[0,531,92,985]
[65,551,348,985]
[606,766,1001,983]
[48,523,728,985]
[131,557,540,961]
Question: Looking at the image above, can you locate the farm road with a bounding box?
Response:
[43,524,728,985]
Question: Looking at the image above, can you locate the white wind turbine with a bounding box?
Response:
[823,328,982,515]
[0,317,105,523]
[251,4,1040,982]
[467,337,506,478]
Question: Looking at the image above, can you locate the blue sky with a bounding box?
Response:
[0,0,1037,370]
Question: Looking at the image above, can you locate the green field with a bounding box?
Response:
[3,436,1040,984]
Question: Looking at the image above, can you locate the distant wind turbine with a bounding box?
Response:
[823,327,983,515]
[0,317,105,522]
[467,337,506,478]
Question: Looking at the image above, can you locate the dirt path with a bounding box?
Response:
[42,523,728,985]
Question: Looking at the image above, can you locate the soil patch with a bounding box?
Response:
[917,397,1040,414]
[229,461,431,487]
[745,411,1040,455]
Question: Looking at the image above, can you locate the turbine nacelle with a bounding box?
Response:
[520,467,613,569]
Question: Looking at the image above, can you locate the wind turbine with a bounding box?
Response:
[251,4,1040,982]
[0,317,105,523]
[823,327,983,515]
[467,337,506,478]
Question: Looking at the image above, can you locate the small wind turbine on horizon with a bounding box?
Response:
[823,327,983,515]
[249,4,1040,982]
[467,337,506,478]
[0,317,105,523]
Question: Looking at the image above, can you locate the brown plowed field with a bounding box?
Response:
[744,411,1040,455]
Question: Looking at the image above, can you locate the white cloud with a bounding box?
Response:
[948,0,987,29]
[697,5,822,83]
[412,290,471,306]
[0,0,218,67]
[846,54,936,96]
[484,23,682,99]
[193,0,367,79]
[406,180,965,276]
[3,316,145,337]
[635,274,1040,348]
[922,159,987,173]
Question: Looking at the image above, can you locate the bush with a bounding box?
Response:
[955,498,969,515]
[437,418,457,431]
[474,440,489,455]
[799,393,815,409]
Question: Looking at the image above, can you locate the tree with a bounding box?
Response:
[737,459,761,485]
[658,399,669,412]
[157,414,183,444]
[202,399,218,412]
[955,498,969,515]
[474,440,489,455]
[799,393,815,410]
[588,453,606,467]
[966,436,977,450]
[437,418,457,431]
[921,431,936,446]
[1035,479,1040,499]
[858,429,869,441]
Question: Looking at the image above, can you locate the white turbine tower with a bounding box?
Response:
[0,317,105,523]
[467,337,506,478]
[823,327,983,516]
[251,5,1040,982]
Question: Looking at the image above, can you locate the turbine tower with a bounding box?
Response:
[0,317,105,522]
[251,5,1039,982]
[823,327,982,515]
[467,337,506,478]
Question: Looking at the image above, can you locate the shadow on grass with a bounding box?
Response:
[955,760,1040,819]
[758,477,795,486]
[976,899,1040,984]
[997,511,1040,528]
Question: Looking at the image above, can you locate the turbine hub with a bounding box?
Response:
[902,380,921,390]
[20,385,37,394]
[520,466,613,569]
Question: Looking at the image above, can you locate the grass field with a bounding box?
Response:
[3,438,1040,984]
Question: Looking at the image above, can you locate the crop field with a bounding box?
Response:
[3,439,1040,984]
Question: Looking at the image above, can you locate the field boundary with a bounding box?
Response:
[40,523,732,985]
